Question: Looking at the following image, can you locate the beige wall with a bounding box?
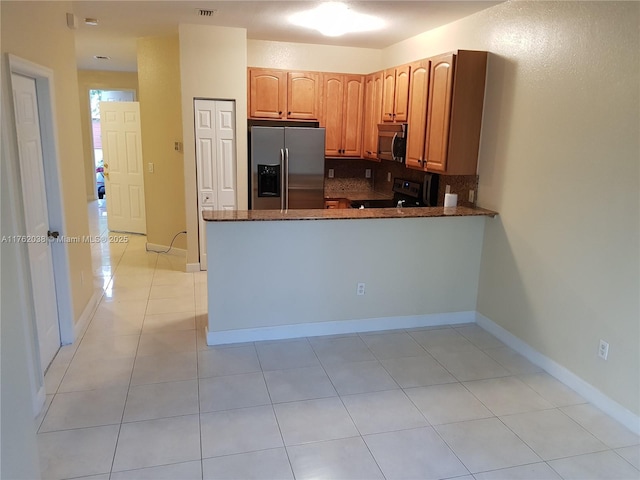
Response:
[248,39,382,73]
[137,36,186,250]
[77,70,139,200]
[384,1,639,416]
[179,24,248,267]
[2,1,95,324]
[208,217,485,332]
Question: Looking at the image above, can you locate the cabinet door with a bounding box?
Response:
[405,60,430,170]
[425,53,455,173]
[382,68,396,122]
[322,74,344,156]
[362,72,383,160]
[287,72,320,120]
[249,69,286,119]
[341,75,364,157]
[393,65,411,122]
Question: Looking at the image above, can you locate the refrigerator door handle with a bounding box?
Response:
[284,148,290,210]
[280,148,285,210]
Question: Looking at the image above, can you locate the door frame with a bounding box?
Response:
[193,98,238,270]
[5,54,74,411]
[87,88,137,200]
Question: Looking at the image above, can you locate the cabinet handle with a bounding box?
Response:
[278,111,283,115]
[288,111,291,115]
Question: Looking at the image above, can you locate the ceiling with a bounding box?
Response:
[71,1,501,71]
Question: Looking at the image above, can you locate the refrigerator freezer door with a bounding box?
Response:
[251,127,284,210]
[284,127,326,209]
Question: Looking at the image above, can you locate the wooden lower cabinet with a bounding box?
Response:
[324,199,350,209]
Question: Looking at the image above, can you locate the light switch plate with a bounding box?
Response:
[328,169,334,178]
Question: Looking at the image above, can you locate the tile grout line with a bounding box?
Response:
[307,335,389,479]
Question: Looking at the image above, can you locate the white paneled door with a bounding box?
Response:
[11,73,61,372]
[100,101,147,234]
[194,99,237,270]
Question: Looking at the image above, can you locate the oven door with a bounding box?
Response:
[377,124,406,162]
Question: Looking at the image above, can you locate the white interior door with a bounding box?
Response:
[100,101,146,234]
[11,73,61,372]
[195,100,237,270]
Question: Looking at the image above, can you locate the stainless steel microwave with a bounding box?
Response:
[377,123,407,162]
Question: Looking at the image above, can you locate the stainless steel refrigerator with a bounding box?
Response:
[250,126,325,210]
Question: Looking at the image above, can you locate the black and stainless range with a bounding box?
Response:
[350,174,439,209]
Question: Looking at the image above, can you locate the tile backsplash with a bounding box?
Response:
[327,158,479,207]
[324,158,375,195]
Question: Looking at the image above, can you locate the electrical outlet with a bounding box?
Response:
[365,169,371,179]
[469,190,475,203]
[174,141,183,152]
[445,184,451,194]
[598,340,609,360]
[328,168,334,178]
[387,172,392,182]
[357,282,365,296]
[148,162,154,173]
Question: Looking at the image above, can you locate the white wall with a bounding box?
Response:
[384,1,639,416]
[207,217,486,331]
[248,39,382,73]
[179,24,248,267]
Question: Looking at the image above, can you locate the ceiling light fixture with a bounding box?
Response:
[289,2,384,37]
[84,18,99,26]
[93,55,111,60]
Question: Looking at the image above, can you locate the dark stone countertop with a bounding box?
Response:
[203,206,498,222]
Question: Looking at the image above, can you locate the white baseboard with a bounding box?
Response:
[71,289,102,343]
[186,263,201,272]
[206,311,475,346]
[476,312,640,436]
[146,243,187,257]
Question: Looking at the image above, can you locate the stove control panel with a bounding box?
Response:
[392,178,421,199]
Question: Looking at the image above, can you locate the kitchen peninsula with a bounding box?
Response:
[203,206,497,345]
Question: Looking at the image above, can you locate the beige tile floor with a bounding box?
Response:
[36,201,640,480]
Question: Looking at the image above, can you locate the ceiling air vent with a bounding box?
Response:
[94,55,111,60]
[195,8,217,17]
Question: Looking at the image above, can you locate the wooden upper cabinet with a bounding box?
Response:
[362,71,383,160]
[287,72,321,120]
[405,60,431,170]
[382,69,396,122]
[249,68,320,120]
[249,69,286,119]
[321,74,363,157]
[425,50,487,175]
[425,54,455,173]
[322,74,344,156]
[342,75,364,157]
[382,65,411,122]
[393,65,410,122]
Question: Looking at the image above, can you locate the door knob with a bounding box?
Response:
[103,163,108,168]
[104,172,110,179]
